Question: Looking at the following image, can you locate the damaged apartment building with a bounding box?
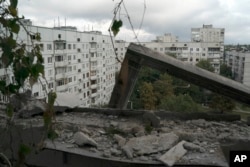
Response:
[0,19,118,107]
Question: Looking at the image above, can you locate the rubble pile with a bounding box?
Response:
[50,112,250,166]
[1,111,250,167]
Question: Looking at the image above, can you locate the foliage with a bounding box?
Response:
[0,0,44,96]
[44,91,58,140]
[111,19,123,36]
[139,82,156,110]
[153,73,174,106]
[209,93,235,113]
[196,59,215,72]
[196,60,235,112]
[159,94,202,112]
[220,63,233,79]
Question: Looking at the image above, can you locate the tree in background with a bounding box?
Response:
[196,59,215,72]
[159,94,201,112]
[220,63,233,79]
[196,60,235,113]
[139,82,156,110]
[153,73,174,106]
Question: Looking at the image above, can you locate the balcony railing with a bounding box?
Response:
[55,61,67,67]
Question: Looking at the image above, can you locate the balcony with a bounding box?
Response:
[55,61,67,67]
[91,92,97,98]
[90,48,97,53]
[56,85,68,92]
[91,84,97,89]
[90,75,97,80]
[55,73,65,79]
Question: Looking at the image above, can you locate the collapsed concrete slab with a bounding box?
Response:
[158,140,187,167]
[109,43,250,109]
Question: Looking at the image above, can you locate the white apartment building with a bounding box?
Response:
[0,20,117,107]
[115,25,224,74]
[225,50,250,87]
[191,24,225,43]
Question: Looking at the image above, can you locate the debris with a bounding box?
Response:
[73,131,97,147]
[159,140,187,167]
[113,134,126,147]
[123,133,179,156]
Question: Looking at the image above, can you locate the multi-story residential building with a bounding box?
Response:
[115,25,225,74]
[0,20,117,107]
[191,24,225,43]
[225,50,250,87]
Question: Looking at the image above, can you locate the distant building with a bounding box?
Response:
[0,20,117,107]
[191,24,225,43]
[225,50,250,87]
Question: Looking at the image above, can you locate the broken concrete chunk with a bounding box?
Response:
[159,140,187,167]
[142,111,160,127]
[113,134,126,147]
[183,142,203,152]
[73,131,97,147]
[123,133,179,156]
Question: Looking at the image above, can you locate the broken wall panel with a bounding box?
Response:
[109,43,250,109]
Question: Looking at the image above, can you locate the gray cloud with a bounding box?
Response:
[18,0,250,44]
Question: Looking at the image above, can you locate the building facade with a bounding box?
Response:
[225,50,250,87]
[0,20,117,107]
[115,25,225,74]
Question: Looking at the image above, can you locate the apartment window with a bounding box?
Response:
[87,82,89,87]
[73,55,76,60]
[57,79,65,86]
[55,55,64,62]
[48,83,53,89]
[74,76,76,81]
[73,66,76,71]
[196,48,199,51]
[73,44,76,49]
[68,66,72,72]
[39,44,44,51]
[47,57,52,63]
[68,44,72,50]
[68,55,71,61]
[47,44,52,50]
[86,54,89,58]
[83,83,86,88]
[87,73,89,77]
[48,69,53,76]
[34,92,39,97]
[68,77,72,83]
[77,38,80,42]
[190,48,193,51]
[83,74,85,79]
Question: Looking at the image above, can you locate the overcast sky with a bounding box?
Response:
[18,0,250,44]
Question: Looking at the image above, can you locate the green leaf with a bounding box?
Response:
[5,103,14,117]
[0,80,7,94]
[47,129,58,140]
[19,144,31,156]
[10,0,18,9]
[111,19,123,36]
[14,67,29,86]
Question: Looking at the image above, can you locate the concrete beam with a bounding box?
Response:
[109,43,250,109]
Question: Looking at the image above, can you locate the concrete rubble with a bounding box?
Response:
[159,140,187,167]
[1,110,250,167]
